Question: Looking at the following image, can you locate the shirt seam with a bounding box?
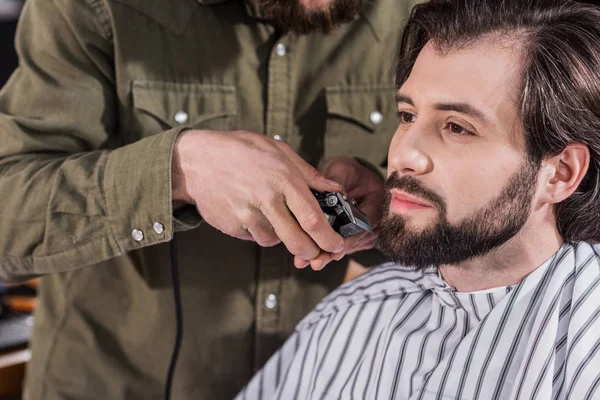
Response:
[0,236,119,271]
[97,150,124,253]
[48,0,115,85]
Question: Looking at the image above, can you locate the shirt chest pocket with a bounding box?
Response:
[324,85,397,173]
[130,81,237,137]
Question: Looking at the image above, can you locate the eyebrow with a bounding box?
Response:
[395,92,492,125]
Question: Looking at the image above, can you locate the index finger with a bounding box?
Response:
[261,201,322,260]
[284,183,344,254]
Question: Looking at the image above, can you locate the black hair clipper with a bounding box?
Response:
[312,190,372,237]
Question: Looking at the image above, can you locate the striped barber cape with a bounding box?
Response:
[236,242,600,400]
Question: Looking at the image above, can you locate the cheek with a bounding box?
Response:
[438,152,522,222]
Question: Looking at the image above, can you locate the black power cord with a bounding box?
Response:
[165,235,183,400]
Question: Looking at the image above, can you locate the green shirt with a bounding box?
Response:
[0,0,415,398]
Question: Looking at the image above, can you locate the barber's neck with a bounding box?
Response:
[439,206,563,292]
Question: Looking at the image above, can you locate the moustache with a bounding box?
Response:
[384,172,447,215]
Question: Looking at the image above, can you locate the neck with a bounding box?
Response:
[439,206,564,292]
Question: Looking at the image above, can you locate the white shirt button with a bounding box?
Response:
[369,111,383,125]
[153,222,165,235]
[276,43,287,57]
[265,294,278,309]
[131,229,144,242]
[273,134,284,141]
[174,110,189,124]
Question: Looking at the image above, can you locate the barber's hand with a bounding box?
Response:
[172,130,345,260]
[294,156,384,270]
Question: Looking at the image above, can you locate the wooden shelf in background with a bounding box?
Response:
[0,348,30,397]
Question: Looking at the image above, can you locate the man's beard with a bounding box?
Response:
[251,0,362,34]
[378,160,539,269]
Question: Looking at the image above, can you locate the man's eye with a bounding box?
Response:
[397,111,416,124]
[447,122,474,136]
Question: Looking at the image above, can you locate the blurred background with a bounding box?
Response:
[0,0,21,86]
[0,0,599,399]
[1,2,33,399]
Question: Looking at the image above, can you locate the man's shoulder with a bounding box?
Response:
[538,242,600,299]
[572,241,600,277]
[296,263,436,331]
[570,241,600,269]
[584,241,600,256]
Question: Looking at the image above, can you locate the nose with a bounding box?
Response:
[387,122,433,177]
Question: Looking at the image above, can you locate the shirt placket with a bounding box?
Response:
[254,34,294,371]
[265,37,291,141]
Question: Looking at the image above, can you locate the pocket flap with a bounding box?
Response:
[325,84,397,132]
[132,81,237,128]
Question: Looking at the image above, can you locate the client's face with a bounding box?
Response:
[379,39,540,268]
[250,0,362,34]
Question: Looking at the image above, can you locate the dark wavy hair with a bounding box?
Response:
[396,0,600,243]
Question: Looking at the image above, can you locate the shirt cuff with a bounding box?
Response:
[174,204,203,231]
[103,127,201,253]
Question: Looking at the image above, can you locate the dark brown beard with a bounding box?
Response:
[378,160,540,269]
[251,0,362,34]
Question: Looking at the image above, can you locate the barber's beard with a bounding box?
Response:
[378,161,539,269]
[250,0,362,34]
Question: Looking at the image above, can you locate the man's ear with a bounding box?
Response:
[542,143,590,204]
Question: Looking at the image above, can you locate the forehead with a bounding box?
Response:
[400,39,524,126]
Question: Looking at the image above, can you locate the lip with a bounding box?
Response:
[389,189,433,213]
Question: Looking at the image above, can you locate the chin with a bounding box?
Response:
[391,213,435,231]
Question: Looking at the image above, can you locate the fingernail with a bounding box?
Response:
[335,243,344,253]
[325,179,341,187]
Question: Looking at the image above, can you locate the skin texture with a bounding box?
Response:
[172,130,381,269]
[383,38,589,292]
[171,0,379,271]
[295,156,381,270]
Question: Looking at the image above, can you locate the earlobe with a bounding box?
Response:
[546,144,590,204]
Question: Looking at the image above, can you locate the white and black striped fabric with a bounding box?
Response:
[235,242,600,400]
